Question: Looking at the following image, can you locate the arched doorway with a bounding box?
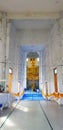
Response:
[26,52,39,91]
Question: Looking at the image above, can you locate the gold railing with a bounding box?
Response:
[11,90,24,97]
[42,90,63,99]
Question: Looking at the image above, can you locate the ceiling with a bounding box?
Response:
[1,0,62,57]
[20,44,45,52]
[0,0,63,13]
[0,0,63,30]
[13,19,55,30]
[19,44,44,58]
[0,1,62,61]
[27,52,39,58]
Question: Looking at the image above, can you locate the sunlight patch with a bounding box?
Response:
[16,104,30,112]
[5,119,15,126]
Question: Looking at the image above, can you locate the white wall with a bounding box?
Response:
[16,29,49,45]
[0,14,7,89]
[7,23,18,93]
[42,18,63,104]
[42,21,60,94]
[8,23,16,67]
[18,47,26,90]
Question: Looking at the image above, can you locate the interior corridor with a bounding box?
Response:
[0,100,63,130]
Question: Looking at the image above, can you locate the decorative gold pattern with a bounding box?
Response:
[27,66,39,80]
[27,58,39,81]
[42,91,63,99]
[27,58,39,90]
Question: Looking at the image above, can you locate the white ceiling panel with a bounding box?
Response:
[13,19,55,30]
[0,0,63,13]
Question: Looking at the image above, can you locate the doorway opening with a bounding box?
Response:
[26,52,39,92]
[53,68,58,93]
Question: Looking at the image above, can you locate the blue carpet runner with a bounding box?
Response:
[21,92,45,100]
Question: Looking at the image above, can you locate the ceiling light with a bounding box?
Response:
[26,58,28,62]
[37,58,39,61]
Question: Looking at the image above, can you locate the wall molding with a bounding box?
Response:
[7,12,60,19]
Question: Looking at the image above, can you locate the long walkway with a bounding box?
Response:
[0,100,63,130]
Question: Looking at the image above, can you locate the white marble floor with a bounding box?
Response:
[0,100,63,130]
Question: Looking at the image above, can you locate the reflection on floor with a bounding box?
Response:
[21,90,45,100]
[0,101,18,128]
[0,100,63,130]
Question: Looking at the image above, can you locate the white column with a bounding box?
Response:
[0,13,7,91]
[6,20,11,84]
[57,18,63,104]
[39,51,42,90]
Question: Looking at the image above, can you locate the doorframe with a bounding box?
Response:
[53,68,58,93]
[8,67,13,93]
